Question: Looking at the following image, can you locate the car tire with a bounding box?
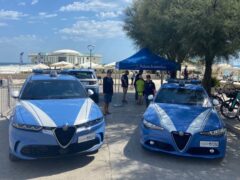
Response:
[9,153,19,162]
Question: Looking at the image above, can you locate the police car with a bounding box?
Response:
[9,71,105,161]
[140,80,227,159]
[63,69,100,103]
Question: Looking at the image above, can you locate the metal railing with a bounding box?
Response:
[0,80,22,117]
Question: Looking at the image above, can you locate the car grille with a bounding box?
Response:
[54,126,76,148]
[145,140,175,151]
[172,131,191,151]
[21,138,100,158]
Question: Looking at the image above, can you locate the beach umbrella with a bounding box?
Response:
[80,62,103,69]
[104,62,117,69]
[50,61,74,68]
[32,63,49,69]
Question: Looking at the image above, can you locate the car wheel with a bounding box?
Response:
[9,153,19,162]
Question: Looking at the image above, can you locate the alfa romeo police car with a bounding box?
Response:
[141,80,227,159]
[9,71,105,161]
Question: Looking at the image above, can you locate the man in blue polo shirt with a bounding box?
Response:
[103,70,114,115]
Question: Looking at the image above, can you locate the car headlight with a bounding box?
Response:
[76,117,104,128]
[200,128,226,136]
[12,122,42,131]
[143,119,164,130]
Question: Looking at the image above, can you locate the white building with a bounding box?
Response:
[28,49,102,65]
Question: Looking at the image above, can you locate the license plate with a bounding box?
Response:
[78,133,96,143]
[200,141,219,148]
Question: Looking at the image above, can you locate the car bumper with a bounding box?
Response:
[9,122,105,160]
[140,124,227,159]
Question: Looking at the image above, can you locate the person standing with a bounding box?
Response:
[103,70,114,115]
[134,70,143,101]
[136,74,145,105]
[121,70,129,103]
[184,65,188,79]
[144,75,156,107]
[130,71,135,85]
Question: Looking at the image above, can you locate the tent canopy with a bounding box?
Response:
[79,62,103,69]
[116,48,181,71]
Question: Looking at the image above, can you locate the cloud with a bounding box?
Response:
[31,0,39,5]
[18,2,26,6]
[38,12,57,18]
[0,9,28,20]
[97,11,123,19]
[0,22,7,27]
[0,34,42,44]
[59,20,124,41]
[60,0,118,12]
[124,0,132,3]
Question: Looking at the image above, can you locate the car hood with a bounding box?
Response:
[14,98,102,127]
[143,103,222,133]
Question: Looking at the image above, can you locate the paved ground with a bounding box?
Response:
[1,93,240,180]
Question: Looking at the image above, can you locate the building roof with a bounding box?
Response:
[52,49,83,56]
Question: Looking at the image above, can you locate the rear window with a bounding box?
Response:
[68,71,95,79]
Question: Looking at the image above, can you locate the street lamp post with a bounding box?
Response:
[87,45,95,69]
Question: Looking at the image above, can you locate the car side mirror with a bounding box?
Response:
[88,89,94,96]
[212,99,220,106]
[11,90,19,99]
[148,95,154,101]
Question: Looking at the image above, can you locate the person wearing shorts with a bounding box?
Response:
[103,70,114,115]
[121,70,129,103]
[136,74,145,105]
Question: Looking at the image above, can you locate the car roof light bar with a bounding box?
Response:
[167,79,201,85]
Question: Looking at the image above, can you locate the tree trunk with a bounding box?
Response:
[203,53,214,95]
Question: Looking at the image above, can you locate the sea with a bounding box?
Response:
[0,63,34,74]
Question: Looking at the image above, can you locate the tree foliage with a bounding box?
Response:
[124,0,240,94]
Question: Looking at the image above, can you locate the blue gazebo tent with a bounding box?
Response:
[116,48,181,71]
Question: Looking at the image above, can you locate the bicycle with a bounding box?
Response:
[211,81,235,108]
[220,89,240,120]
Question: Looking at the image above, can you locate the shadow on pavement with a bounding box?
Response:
[0,119,95,180]
[119,123,240,179]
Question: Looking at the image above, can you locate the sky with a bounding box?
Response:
[0,0,136,64]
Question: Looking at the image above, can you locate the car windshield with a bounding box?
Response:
[20,80,87,100]
[155,88,209,106]
[68,71,95,79]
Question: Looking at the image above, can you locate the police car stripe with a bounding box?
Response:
[74,98,94,125]
[186,109,211,134]
[154,104,177,132]
[21,101,57,127]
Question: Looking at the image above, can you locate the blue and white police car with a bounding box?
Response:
[9,71,105,161]
[141,80,227,159]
